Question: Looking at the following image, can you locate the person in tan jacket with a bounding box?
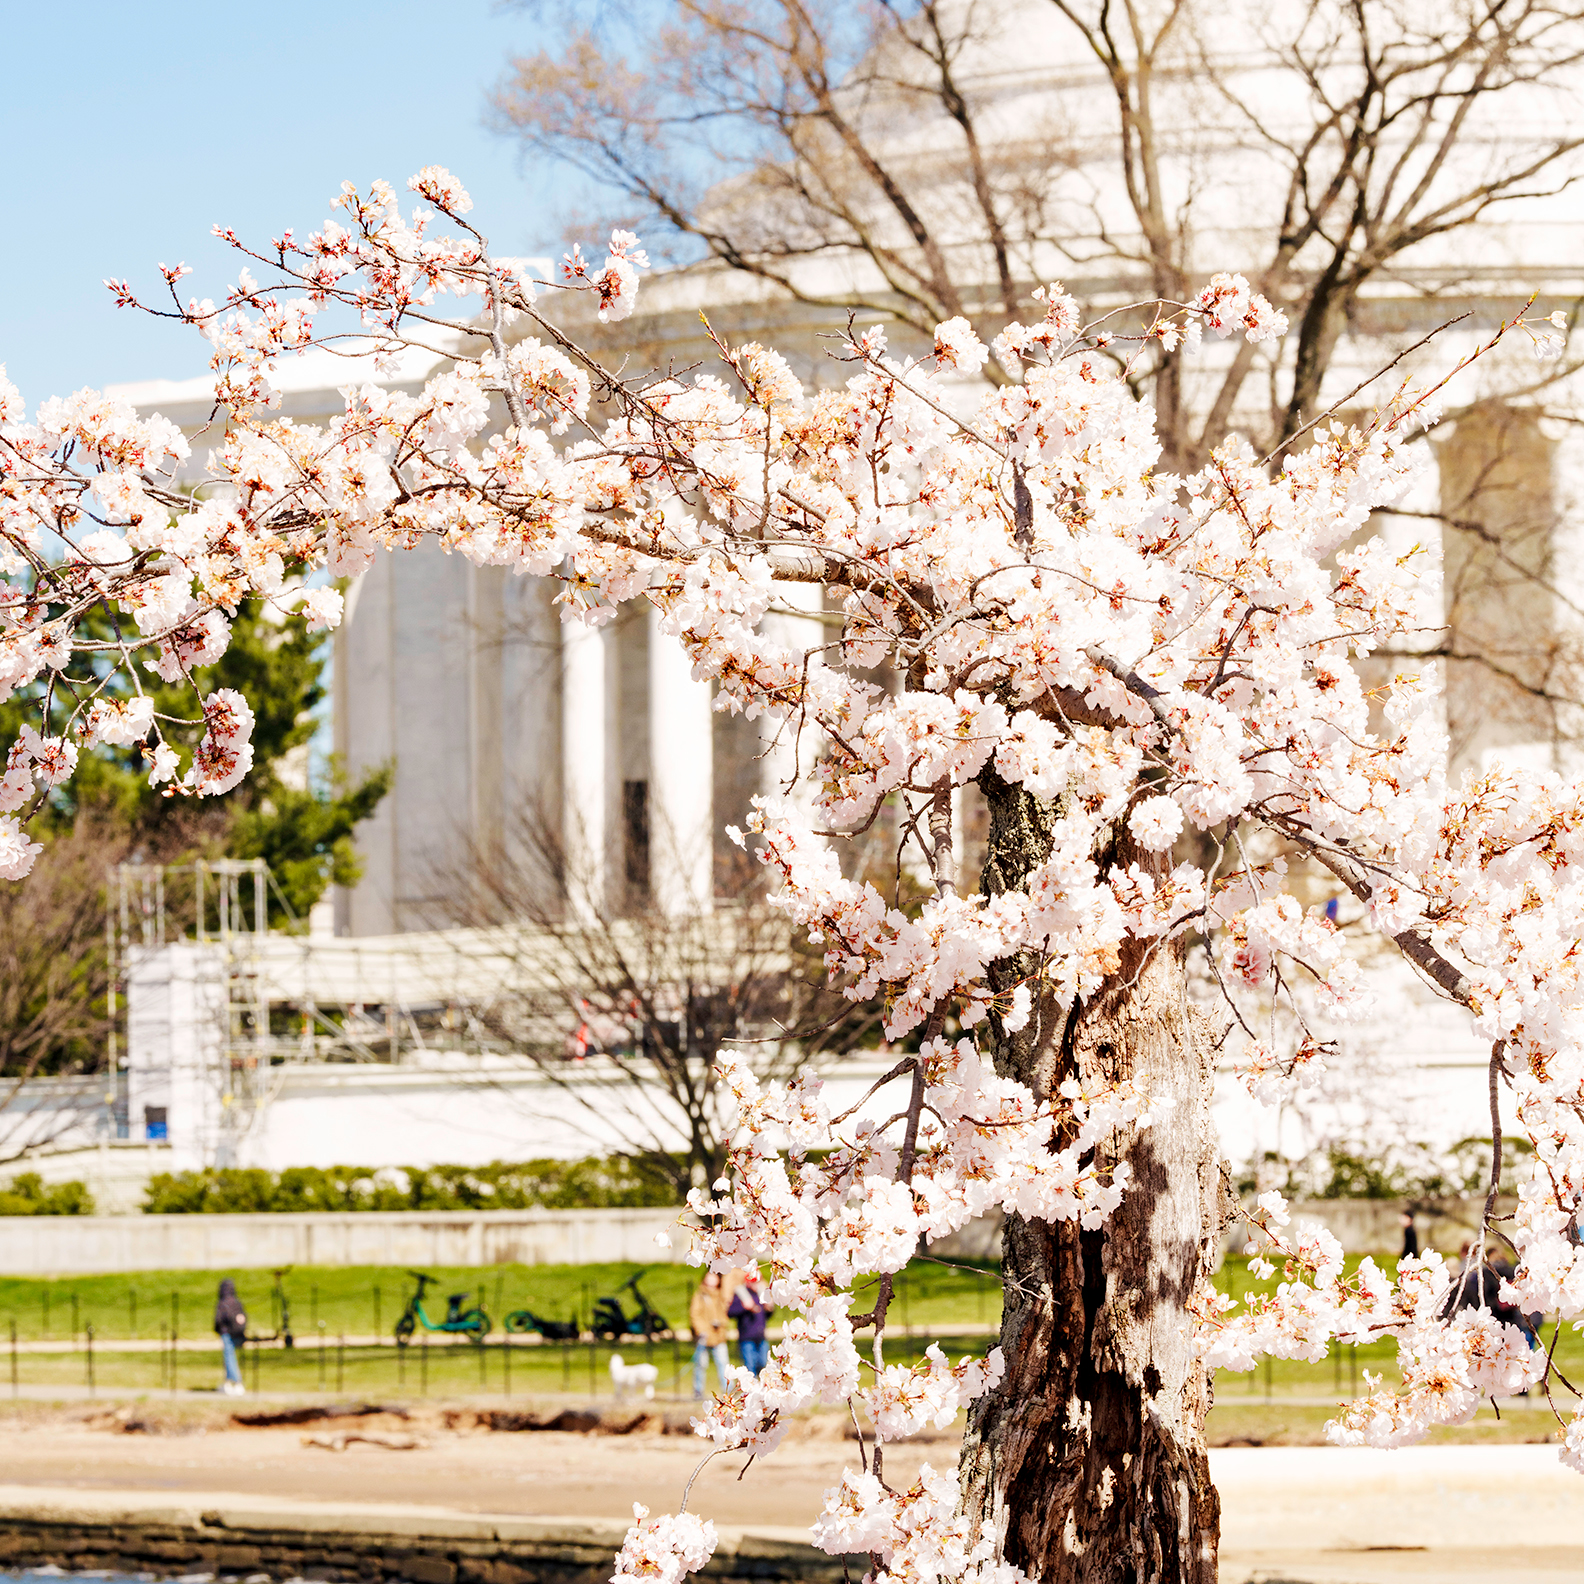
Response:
[689,1271,732,1399]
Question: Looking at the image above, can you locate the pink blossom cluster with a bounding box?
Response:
[811,1462,1027,1584]
[610,1506,716,1584]
[5,168,1584,1577]
[1195,1191,1546,1447]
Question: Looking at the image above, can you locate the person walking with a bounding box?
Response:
[1399,1209,1419,1259]
[728,1265,773,1378]
[689,1271,732,1400]
[214,1278,248,1396]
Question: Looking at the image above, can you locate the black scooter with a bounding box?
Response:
[504,1305,581,1341]
[590,1269,671,1341]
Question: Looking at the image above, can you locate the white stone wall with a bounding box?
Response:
[0,1205,692,1277]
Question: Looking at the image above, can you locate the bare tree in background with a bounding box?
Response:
[494,0,1584,751]
[426,804,888,1196]
[0,817,127,1165]
[496,0,1584,436]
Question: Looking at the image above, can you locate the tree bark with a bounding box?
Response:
[956,769,1222,1582]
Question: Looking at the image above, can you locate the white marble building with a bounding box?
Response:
[84,0,1584,1192]
[333,553,735,934]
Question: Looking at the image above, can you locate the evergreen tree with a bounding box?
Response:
[0,591,387,1089]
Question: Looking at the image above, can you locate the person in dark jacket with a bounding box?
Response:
[1443,1244,1537,1344]
[214,1278,248,1396]
[728,1267,773,1377]
[1399,1210,1419,1260]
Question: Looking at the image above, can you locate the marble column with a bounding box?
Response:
[760,581,825,811]
[560,617,609,922]
[1378,434,1449,772]
[648,604,714,915]
[1545,406,1584,779]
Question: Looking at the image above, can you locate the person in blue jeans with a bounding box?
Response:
[728,1267,773,1377]
[214,1277,248,1396]
[689,1272,731,1400]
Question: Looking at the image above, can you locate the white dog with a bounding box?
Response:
[609,1351,659,1401]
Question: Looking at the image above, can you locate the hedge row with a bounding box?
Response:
[0,1173,96,1216]
[138,1156,686,1214]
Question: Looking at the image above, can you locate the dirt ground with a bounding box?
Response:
[0,1399,937,1529]
[0,1399,1580,1582]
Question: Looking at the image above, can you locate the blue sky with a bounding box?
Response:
[0,1,565,403]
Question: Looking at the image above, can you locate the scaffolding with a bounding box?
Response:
[109,859,277,1164]
[107,857,786,1168]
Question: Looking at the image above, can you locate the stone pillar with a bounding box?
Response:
[1545,407,1584,779]
[333,558,397,936]
[560,617,609,921]
[760,582,825,810]
[1433,403,1557,775]
[648,604,714,915]
[1378,435,1449,772]
[467,563,504,863]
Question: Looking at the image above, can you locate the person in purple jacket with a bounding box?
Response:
[213,1277,248,1397]
[728,1265,773,1377]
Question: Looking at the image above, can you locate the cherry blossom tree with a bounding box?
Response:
[2,168,1582,1581]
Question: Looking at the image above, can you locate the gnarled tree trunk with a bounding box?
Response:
[956,771,1223,1583]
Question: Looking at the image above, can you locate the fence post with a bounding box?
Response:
[562,1335,571,1394]
[41,1290,48,1340]
[503,1334,510,1399]
[318,1323,327,1391]
[9,1318,15,1399]
[373,1285,381,1340]
[71,1293,80,1346]
[85,1323,94,1398]
[129,1290,138,1340]
[250,1333,261,1394]
[337,1334,345,1394]
[478,1334,487,1390]
[588,1336,596,1399]
[420,1332,428,1397]
[170,1293,179,1396]
[397,1339,406,1392]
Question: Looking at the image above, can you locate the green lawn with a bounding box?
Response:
[0,1252,1577,1412]
[0,1256,1002,1345]
[0,1330,998,1400]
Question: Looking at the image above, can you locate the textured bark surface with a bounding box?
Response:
[957,769,1222,1583]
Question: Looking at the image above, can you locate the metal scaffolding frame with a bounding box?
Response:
[109,859,278,1163]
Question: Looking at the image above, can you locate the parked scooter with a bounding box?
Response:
[590,1270,671,1341]
[249,1267,295,1348]
[503,1305,581,1341]
[393,1271,490,1345]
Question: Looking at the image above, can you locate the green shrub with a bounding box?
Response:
[141,1155,685,1214]
[0,1172,95,1215]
